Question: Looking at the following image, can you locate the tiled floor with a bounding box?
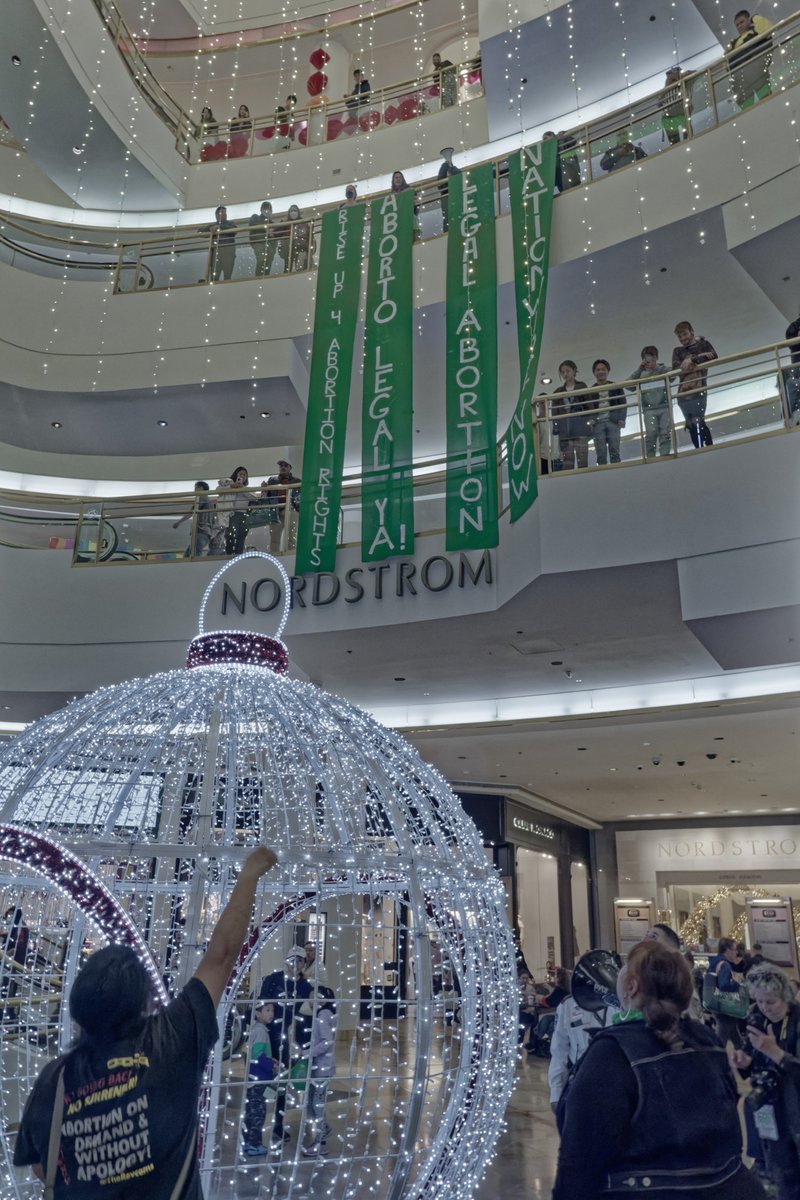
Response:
[202,1047,557,1199]
[476,1054,558,1200]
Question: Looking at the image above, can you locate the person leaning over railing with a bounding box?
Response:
[344,69,371,108]
[627,347,673,458]
[432,52,457,108]
[600,130,647,172]
[671,320,718,449]
[585,358,627,466]
[728,9,773,109]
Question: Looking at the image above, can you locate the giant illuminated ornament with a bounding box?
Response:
[0,553,517,1199]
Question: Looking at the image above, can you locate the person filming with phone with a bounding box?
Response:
[731,964,800,1199]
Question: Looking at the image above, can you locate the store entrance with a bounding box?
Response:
[657,869,800,951]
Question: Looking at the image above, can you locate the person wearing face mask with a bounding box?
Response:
[731,964,800,1199]
[553,940,765,1199]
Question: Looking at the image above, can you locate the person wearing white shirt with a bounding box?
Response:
[548,995,606,1111]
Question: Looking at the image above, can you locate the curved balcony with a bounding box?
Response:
[1,340,796,561]
[3,11,798,292]
[83,0,800,174]
[195,62,483,163]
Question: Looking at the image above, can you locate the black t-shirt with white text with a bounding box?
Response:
[14,977,218,1198]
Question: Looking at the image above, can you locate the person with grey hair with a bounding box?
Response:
[730,963,800,1198]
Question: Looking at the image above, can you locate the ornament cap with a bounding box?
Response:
[188,550,291,672]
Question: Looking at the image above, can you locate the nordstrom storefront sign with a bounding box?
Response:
[617,825,800,893]
[218,549,494,614]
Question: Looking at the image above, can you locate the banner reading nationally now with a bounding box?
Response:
[504,138,558,522]
[445,161,498,552]
[361,189,415,562]
[296,203,366,574]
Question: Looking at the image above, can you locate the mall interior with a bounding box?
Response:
[0,0,799,1195]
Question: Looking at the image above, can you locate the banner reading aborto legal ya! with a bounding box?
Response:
[504,137,558,521]
[296,203,366,574]
[445,161,499,553]
[361,188,415,562]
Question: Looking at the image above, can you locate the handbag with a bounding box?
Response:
[702,969,749,1019]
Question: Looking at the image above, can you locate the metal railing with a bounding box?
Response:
[197,60,483,163]
[547,15,797,187]
[86,0,798,175]
[1,13,798,291]
[91,0,198,160]
[0,338,787,566]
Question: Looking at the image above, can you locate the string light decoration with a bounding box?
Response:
[0,554,517,1199]
[679,885,800,957]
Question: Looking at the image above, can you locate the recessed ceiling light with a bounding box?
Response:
[51,421,62,429]
[72,145,84,156]
[541,375,552,385]
[11,55,22,67]
[260,411,270,418]
[157,420,168,427]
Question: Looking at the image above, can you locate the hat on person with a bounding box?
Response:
[285,946,306,963]
[277,459,291,468]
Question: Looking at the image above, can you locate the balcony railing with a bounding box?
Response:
[0,340,794,566]
[197,61,484,164]
[87,0,799,175]
[2,11,798,291]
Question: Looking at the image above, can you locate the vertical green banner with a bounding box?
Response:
[445,162,499,552]
[361,190,415,562]
[504,138,557,521]
[296,203,366,574]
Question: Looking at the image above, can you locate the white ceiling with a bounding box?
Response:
[409,700,800,824]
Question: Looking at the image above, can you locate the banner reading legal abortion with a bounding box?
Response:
[504,137,558,522]
[445,162,498,552]
[361,189,415,562]
[296,203,366,574]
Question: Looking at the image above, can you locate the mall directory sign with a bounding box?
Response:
[747,897,799,978]
[614,897,656,959]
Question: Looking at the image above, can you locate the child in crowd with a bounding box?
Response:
[242,1002,278,1157]
[300,986,337,1157]
[627,346,672,458]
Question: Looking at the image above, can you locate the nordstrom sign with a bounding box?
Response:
[219,550,493,613]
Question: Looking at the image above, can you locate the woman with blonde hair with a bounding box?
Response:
[553,940,764,1198]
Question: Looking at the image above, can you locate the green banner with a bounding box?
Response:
[296,203,366,574]
[445,161,498,552]
[504,138,557,521]
[361,190,415,561]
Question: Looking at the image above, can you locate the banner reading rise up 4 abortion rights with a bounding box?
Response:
[361,189,415,562]
[504,138,558,521]
[296,203,365,574]
[444,162,498,552]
